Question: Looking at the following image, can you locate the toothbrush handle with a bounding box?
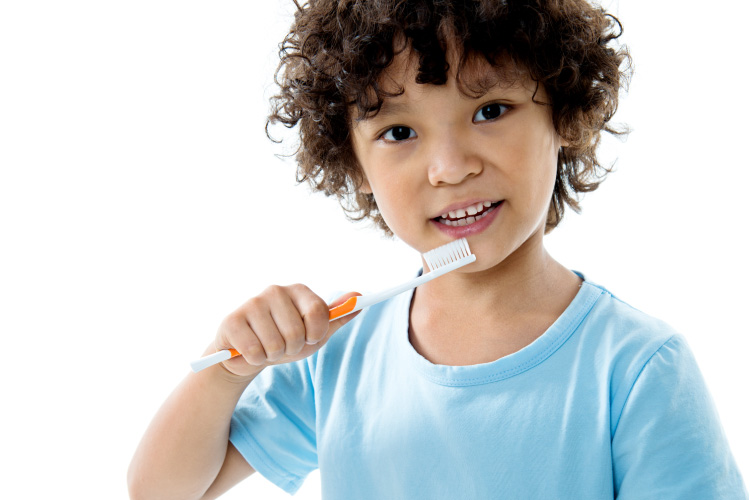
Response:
[328,253,476,321]
[189,348,240,373]
[190,301,353,373]
[190,254,476,373]
[327,296,360,321]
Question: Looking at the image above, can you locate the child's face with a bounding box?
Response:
[350,50,565,272]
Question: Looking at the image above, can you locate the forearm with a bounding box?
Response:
[128,360,260,499]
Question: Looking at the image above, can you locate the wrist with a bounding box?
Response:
[216,360,264,386]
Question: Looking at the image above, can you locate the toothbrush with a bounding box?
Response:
[190,238,475,373]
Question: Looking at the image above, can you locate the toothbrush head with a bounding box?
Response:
[422,238,475,273]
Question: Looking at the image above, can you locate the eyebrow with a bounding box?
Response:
[356,99,411,122]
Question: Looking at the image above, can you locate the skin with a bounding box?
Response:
[351,50,582,365]
[128,46,582,498]
[128,289,361,499]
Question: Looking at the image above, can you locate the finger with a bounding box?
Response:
[246,303,288,363]
[218,311,267,367]
[265,287,308,356]
[285,284,333,346]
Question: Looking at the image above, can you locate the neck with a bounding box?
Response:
[408,232,581,365]
[413,232,580,325]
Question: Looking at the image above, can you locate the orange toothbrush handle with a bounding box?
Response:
[328,296,358,321]
[223,299,356,361]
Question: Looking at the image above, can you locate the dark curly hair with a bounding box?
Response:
[268,0,632,234]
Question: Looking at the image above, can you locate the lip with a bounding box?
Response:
[430,200,504,237]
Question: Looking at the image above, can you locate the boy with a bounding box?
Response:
[129,0,747,498]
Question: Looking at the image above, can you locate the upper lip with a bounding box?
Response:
[430,199,501,219]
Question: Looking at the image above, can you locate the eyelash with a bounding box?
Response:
[377,102,511,142]
[473,102,510,123]
[380,126,416,142]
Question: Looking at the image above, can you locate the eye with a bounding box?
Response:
[381,126,416,142]
[473,103,509,123]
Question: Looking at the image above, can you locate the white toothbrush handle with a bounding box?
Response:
[189,349,233,373]
[190,238,475,373]
[328,254,476,320]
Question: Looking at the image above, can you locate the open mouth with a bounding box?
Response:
[434,201,502,227]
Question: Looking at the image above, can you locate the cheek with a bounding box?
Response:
[371,183,404,225]
[367,172,421,236]
[506,133,560,211]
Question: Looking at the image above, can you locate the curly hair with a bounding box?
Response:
[268,0,632,234]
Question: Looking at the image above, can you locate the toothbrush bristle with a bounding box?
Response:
[423,238,473,272]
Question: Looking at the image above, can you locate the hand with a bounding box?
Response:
[213,285,360,378]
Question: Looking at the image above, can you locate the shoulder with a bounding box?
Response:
[578,279,682,360]
[575,280,704,421]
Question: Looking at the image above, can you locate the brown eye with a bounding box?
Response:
[382,126,416,141]
[474,103,508,122]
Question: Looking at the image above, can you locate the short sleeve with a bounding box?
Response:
[612,335,747,499]
[229,359,317,494]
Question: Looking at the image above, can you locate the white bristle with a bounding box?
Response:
[423,238,473,272]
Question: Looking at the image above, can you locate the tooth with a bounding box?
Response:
[449,211,457,219]
[455,208,466,218]
[466,206,478,216]
[476,203,485,212]
[466,216,476,224]
[442,213,448,219]
[484,201,492,208]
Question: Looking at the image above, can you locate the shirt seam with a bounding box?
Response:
[414,284,603,386]
[230,418,304,493]
[610,333,678,436]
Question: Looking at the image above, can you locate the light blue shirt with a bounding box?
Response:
[230,279,747,498]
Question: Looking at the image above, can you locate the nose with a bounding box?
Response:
[426,135,483,186]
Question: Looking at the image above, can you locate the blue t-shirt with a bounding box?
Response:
[230,279,747,498]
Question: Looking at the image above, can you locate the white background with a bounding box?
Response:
[1,1,748,498]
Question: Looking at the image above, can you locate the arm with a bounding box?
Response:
[128,363,259,500]
[128,285,359,499]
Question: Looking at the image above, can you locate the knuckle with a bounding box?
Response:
[243,296,266,313]
[263,339,286,359]
[263,284,285,299]
[240,343,266,365]
[305,296,329,321]
[288,283,311,295]
[219,312,245,336]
